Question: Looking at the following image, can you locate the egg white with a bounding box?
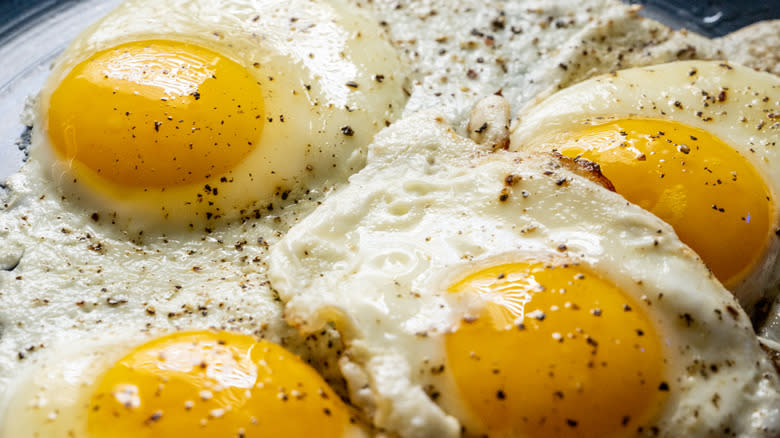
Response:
[510,60,780,311]
[0,330,371,438]
[2,0,780,436]
[0,332,145,438]
[268,112,780,437]
[0,0,411,414]
[34,0,409,228]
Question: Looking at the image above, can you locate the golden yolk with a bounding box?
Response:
[88,331,350,438]
[446,262,668,438]
[549,119,772,289]
[48,40,264,188]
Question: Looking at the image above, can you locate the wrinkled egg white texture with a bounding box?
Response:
[0,0,411,413]
[2,0,780,436]
[269,112,780,438]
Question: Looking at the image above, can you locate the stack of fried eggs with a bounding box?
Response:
[0,0,779,437]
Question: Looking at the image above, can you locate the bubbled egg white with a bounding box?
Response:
[510,60,780,312]
[35,0,409,228]
[269,112,780,437]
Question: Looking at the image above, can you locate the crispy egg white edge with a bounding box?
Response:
[509,60,780,311]
[268,111,780,437]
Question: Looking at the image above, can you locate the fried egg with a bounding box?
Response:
[268,113,780,437]
[0,0,409,425]
[35,0,409,228]
[509,60,780,312]
[3,0,780,436]
[0,330,367,438]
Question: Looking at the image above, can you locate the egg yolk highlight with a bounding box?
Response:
[446,262,668,438]
[547,119,772,289]
[87,331,350,438]
[48,40,264,188]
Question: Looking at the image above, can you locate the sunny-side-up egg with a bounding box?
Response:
[510,60,780,313]
[0,329,368,438]
[33,0,408,229]
[0,0,409,434]
[268,112,780,438]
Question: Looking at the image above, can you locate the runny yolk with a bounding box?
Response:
[87,331,350,438]
[446,262,668,438]
[549,119,772,289]
[48,40,264,188]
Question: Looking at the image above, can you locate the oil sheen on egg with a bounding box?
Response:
[34,0,409,228]
[510,60,780,312]
[268,113,780,438]
[0,330,367,438]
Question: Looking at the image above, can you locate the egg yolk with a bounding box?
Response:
[446,262,668,438]
[87,331,350,438]
[547,119,772,289]
[48,40,264,188]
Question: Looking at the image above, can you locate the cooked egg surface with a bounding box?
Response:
[48,40,265,189]
[0,167,350,432]
[510,60,780,312]
[35,0,409,227]
[370,0,717,131]
[533,119,771,289]
[0,330,367,438]
[368,1,780,133]
[3,0,780,435]
[1,0,415,412]
[446,261,668,437]
[268,113,780,438]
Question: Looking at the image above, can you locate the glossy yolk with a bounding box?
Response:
[446,262,668,438]
[549,119,772,289]
[48,40,264,188]
[88,331,350,438]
